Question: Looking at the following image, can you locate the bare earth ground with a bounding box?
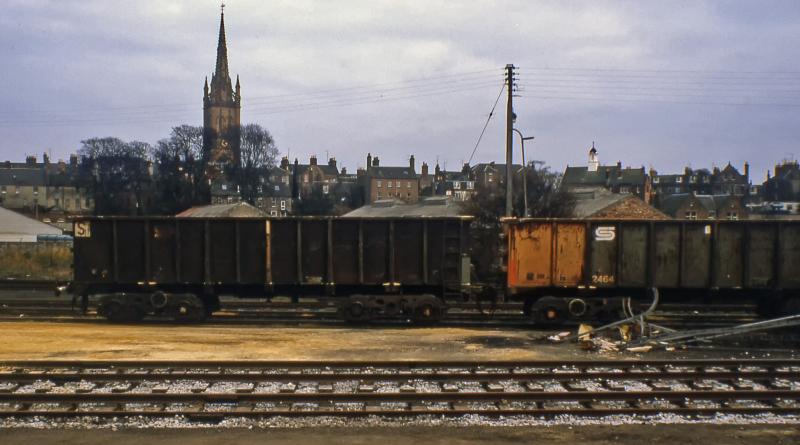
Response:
[0,321,570,361]
[1,425,799,445]
[0,320,796,361]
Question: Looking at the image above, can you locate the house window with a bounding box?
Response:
[619,186,629,194]
[270,211,277,216]
[33,186,39,195]
[377,193,381,199]
[406,181,411,188]
[322,184,329,194]
[652,177,659,184]
[726,212,738,220]
[453,182,461,190]
[15,186,19,195]
[396,181,400,188]
[377,180,382,188]
[55,198,60,208]
[75,198,80,209]
[690,176,697,183]
[685,211,697,220]
[274,185,280,191]
[221,184,228,191]
[280,200,287,211]
[1,185,6,194]
[388,181,392,188]
[676,177,683,183]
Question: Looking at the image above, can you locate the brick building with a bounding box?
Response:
[561,145,650,202]
[0,154,93,227]
[359,153,419,204]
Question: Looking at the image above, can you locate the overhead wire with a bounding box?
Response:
[467,83,505,165]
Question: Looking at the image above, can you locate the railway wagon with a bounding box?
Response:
[70,216,472,322]
[505,218,800,323]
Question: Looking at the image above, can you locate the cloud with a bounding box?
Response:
[0,0,798,181]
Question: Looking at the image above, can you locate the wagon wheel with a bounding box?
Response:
[342,300,369,323]
[172,296,207,323]
[412,301,442,325]
[532,297,567,327]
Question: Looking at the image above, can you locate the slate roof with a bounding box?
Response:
[572,189,667,219]
[262,182,293,198]
[0,207,62,242]
[0,167,45,186]
[176,202,266,217]
[367,166,417,179]
[343,197,467,218]
[562,165,646,188]
[291,163,340,177]
[657,193,739,217]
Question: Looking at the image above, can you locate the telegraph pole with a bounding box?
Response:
[505,64,516,217]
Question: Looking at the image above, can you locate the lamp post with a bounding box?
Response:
[513,129,535,217]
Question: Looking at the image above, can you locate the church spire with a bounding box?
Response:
[215,3,230,82]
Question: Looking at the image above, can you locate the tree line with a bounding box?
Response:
[77,124,278,215]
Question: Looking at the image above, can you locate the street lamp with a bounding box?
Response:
[513,129,535,217]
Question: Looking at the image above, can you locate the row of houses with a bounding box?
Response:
[3,145,799,222]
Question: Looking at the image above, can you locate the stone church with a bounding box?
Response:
[203,5,241,202]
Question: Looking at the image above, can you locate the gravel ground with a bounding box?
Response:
[1,412,799,430]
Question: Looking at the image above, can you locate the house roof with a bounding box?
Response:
[262,182,293,198]
[572,189,667,219]
[343,197,467,218]
[0,207,62,242]
[562,165,646,188]
[367,166,417,179]
[0,167,45,186]
[291,163,340,177]
[176,202,266,217]
[657,193,741,217]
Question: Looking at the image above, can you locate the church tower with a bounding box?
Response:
[203,4,241,179]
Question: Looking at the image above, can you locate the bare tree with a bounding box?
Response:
[236,123,279,205]
[151,125,206,214]
[78,137,152,215]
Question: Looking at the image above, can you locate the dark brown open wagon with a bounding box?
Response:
[71,216,472,322]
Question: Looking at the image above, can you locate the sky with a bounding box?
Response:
[1,0,799,182]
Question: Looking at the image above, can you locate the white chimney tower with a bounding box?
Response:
[588,142,599,172]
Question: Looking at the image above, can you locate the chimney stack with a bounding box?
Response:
[372,156,379,167]
[409,155,415,171]
[421,162,429,177]
[366,153,372,171]
[328,157,337,169]
[310,155,317,166]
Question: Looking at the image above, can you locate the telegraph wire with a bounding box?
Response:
[467,83,505,165]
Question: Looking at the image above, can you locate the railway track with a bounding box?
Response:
[1,359,799,419]
[0,291,761,329]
